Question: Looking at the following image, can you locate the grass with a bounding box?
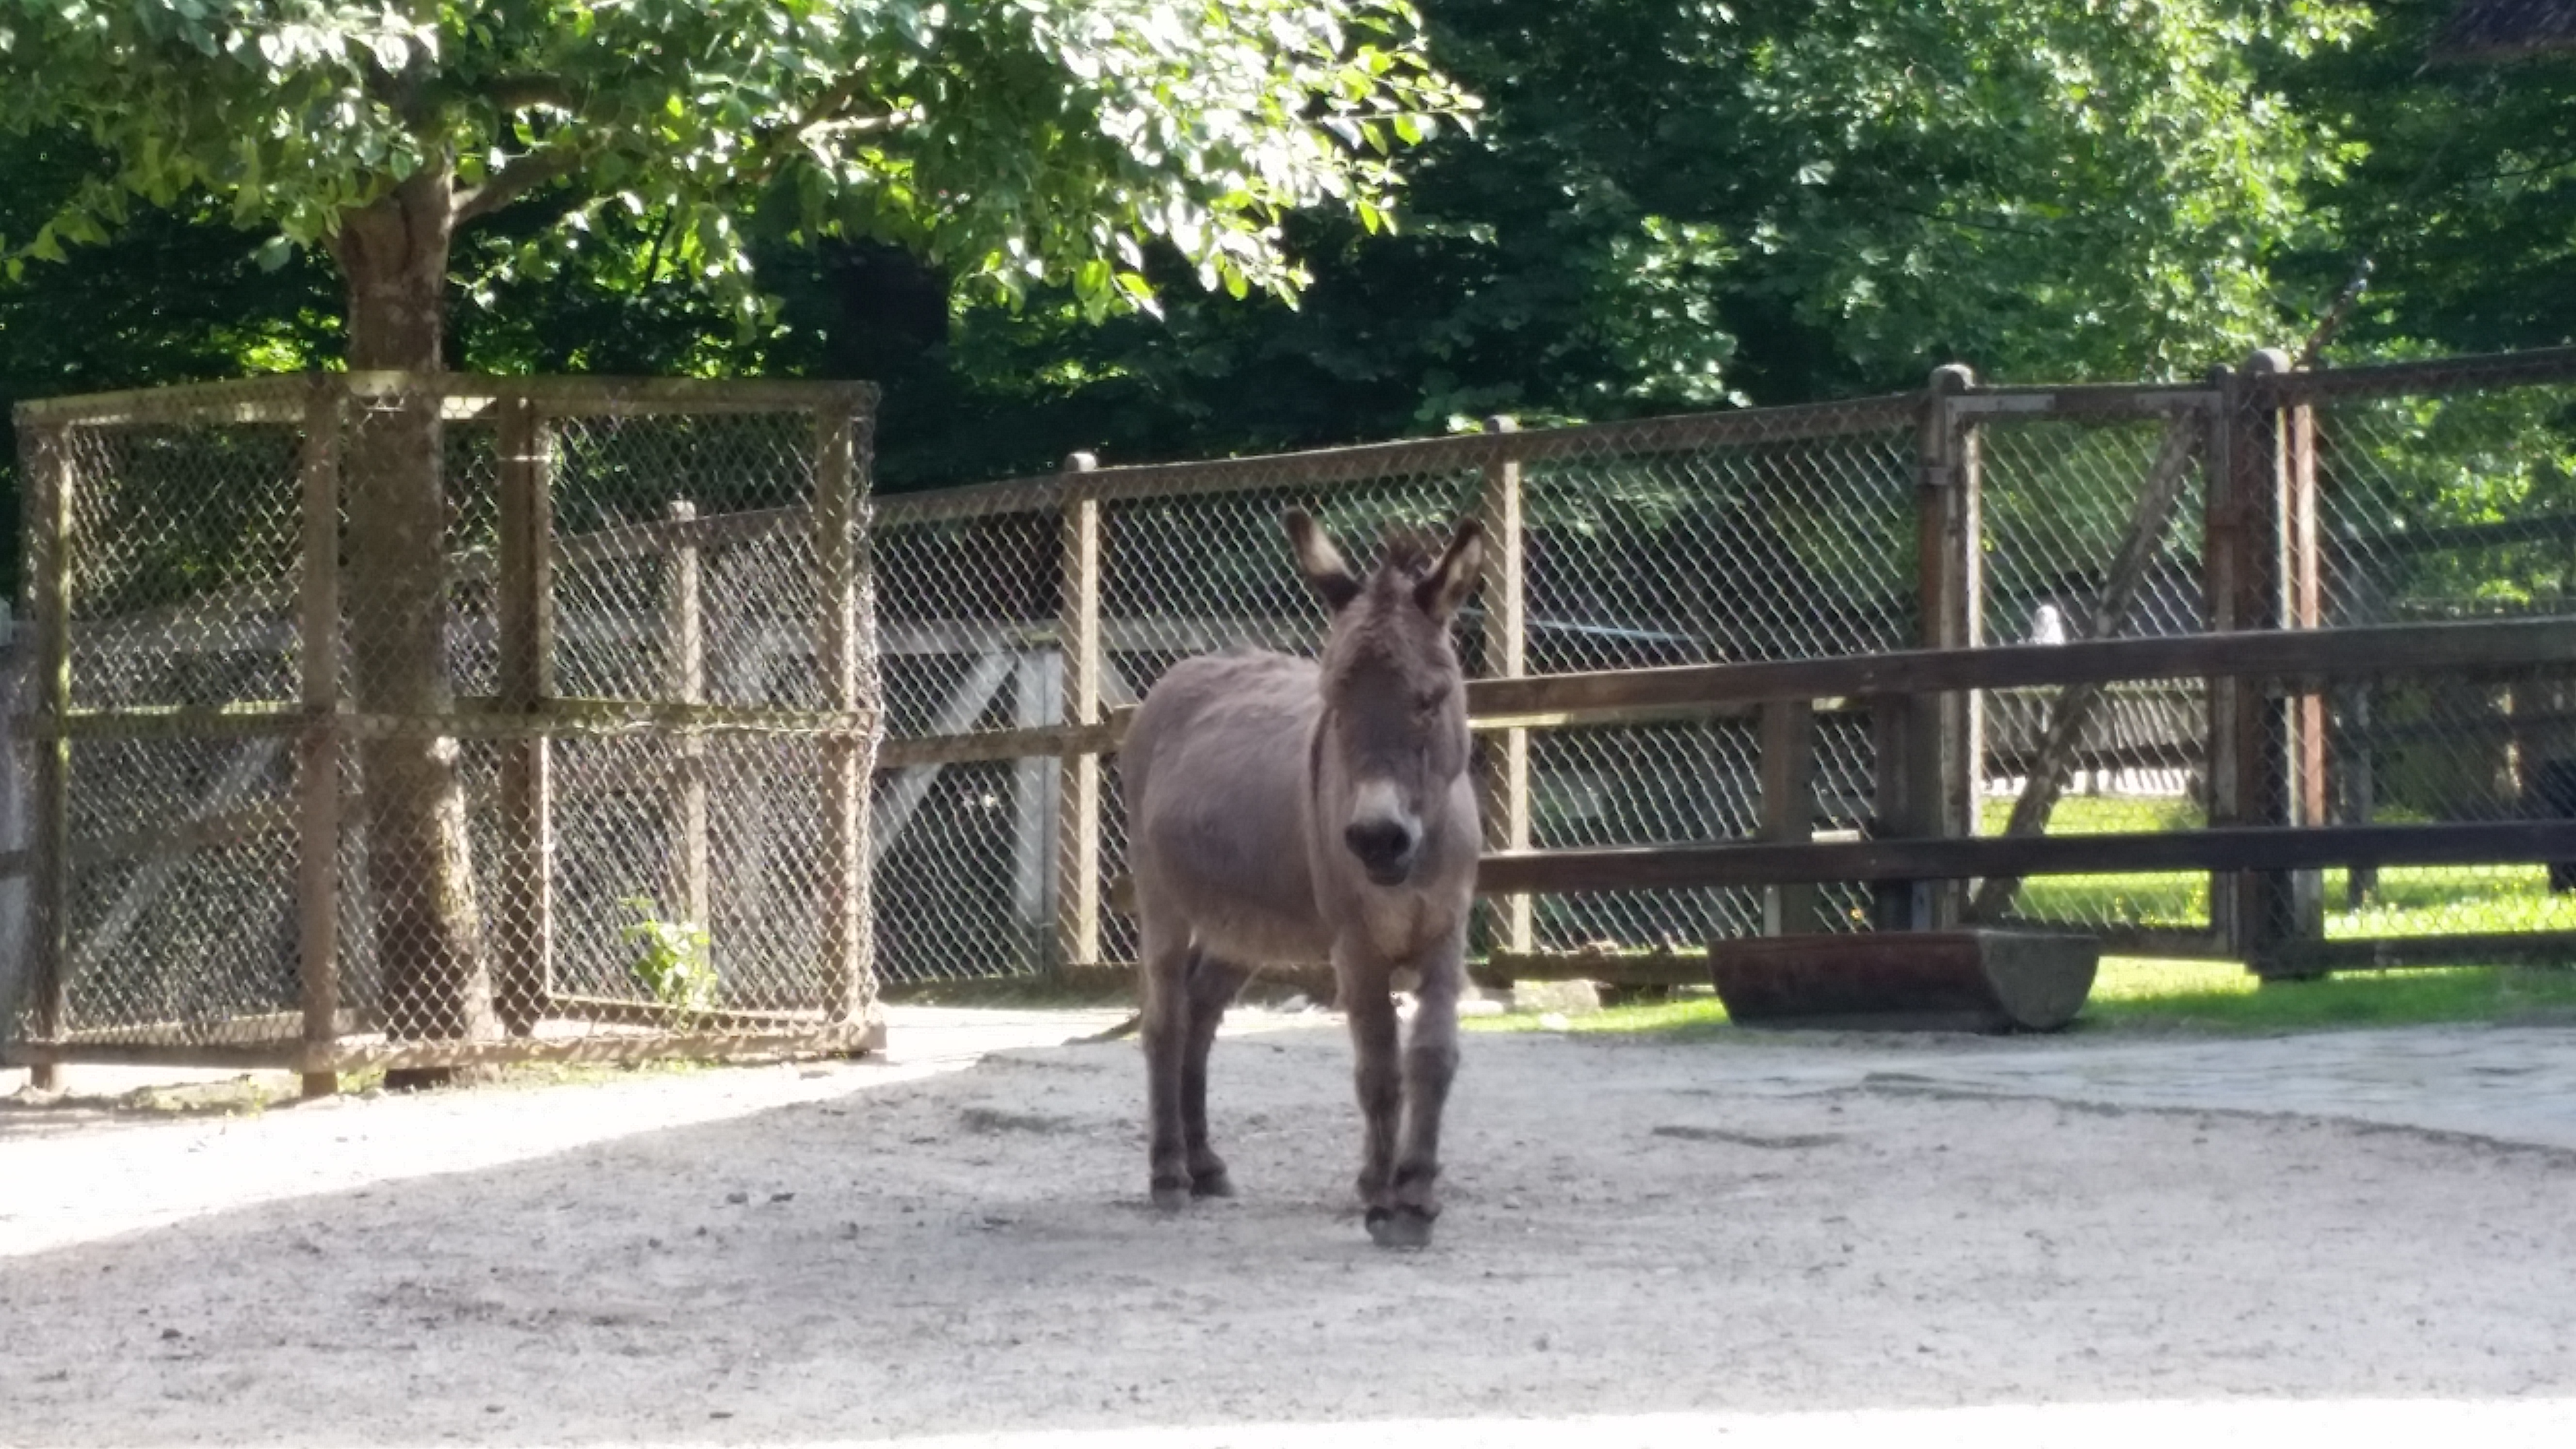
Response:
[1982,794,2576,938]
[1464,955,2576,1040]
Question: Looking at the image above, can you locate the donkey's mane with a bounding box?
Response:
[1370,526,1446,580]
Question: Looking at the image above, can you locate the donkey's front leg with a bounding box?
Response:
[1340,959,1402,1221]
[1378,936,1467,1248]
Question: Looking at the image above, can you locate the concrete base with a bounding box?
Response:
[1708,930,2101,1034]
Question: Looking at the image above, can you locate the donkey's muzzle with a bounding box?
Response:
[1344,818,1419,886]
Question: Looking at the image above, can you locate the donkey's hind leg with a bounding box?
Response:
[1180,948,1248,1198]
[1138,914,1196,1211]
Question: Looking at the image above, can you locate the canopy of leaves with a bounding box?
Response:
[856,0,2367,479]
[0,0,1468,322]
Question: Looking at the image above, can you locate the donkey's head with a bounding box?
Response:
[1285,509,1485,888]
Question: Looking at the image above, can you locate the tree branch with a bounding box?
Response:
[482,73,581,113]
[453,144,587,226]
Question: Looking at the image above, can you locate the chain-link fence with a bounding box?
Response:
[2244,350,2576,954]
[1966,389,2219,946]
[6,374,882,1084]
[870,348,2576,985]
[870,401,1923,984]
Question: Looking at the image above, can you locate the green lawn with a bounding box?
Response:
[1983,794,2576,938]
[1468,954,2576,1039]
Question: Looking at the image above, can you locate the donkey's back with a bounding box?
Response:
[1119,649,1331,966]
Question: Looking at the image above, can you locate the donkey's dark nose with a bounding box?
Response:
[1344,818,1418,882]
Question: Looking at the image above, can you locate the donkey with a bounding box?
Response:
[1117,509,1485,1248]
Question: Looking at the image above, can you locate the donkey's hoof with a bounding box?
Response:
[1149,1179,1192,1213]
[1364,1206,1436,1250]
[1191,1171,1237,1200]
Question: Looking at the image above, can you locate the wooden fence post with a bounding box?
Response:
[1885,364,1980,929]
[817,395,878,1033]
[1056,452,1102,972]
[2215,348,2321,971]
[1760,699,1817,934]
[24,424,72,1091]
[1478,418,1533,957]
[664,499,710,934]
[295,380,345,1095]
[2284,389,2329,944]
[495,397,556,1036]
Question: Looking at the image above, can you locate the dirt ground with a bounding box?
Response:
[5,1009,2576,1448]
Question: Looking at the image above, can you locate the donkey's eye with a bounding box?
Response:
[1414,689,1443,715]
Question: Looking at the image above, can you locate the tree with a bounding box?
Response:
[2268,0,2576,358]
[864,0,2362,474]
[0,0,1465,1081]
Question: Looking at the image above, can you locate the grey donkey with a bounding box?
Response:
[1117,509,1485,1248]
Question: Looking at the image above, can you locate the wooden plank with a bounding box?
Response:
[2237,344,2576,405]
[320,1024,886,1073]
[543,992,838,1030]
[1460,617,2576,724]
[2271,931,2576,971]
[1952,386,2220,418]
[816,401,873,1026]
[1968,410,2201,922]
[1066,393,1925,507]
[1014,652,1063,961]
[295,380,345,1096]
[876,717,1123,768]
[1479,418,1534,956]
[2,1040,304,1071]
[2284,394,2329,943]
[1057,455,1102,974]
[664,499,710,932]
[1915,365,1979,925]
[2236,348,2300,963]
[493,399,556,1039]
[1759,699,1817,935]
[1475,820,2576,896]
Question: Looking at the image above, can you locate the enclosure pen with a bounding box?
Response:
[3,374,886,1091]
[858,346,2576,991]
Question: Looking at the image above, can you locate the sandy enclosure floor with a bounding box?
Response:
[4,1010,2576,1448]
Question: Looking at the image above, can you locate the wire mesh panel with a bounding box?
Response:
[861,402,1924,983]
[2272,355,2576,943]
[1972,402,2215,938]
[1515,414,1916,952]
[7,374,882,1080]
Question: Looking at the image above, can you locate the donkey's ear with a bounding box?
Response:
[1285,509,1362,612]
[1413,517,1486,620]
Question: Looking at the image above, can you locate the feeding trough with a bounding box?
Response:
[1707,929,2101,1033]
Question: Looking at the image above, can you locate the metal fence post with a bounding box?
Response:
[295,379,346,1095]
[1056,453,1103,973]
[1478,418,1533,958]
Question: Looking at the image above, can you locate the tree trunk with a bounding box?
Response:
[334,167,500,1088]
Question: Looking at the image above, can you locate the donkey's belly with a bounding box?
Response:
[1122,651,1333,966]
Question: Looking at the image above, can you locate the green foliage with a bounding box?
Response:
[620,894,714,1013]
[0,0,1469,322]
[2269,0,2576,358]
